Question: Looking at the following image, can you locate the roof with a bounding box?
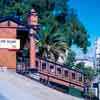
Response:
[0,16,27,26]
[0,16,40,30]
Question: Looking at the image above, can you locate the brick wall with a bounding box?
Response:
[0,21,17,69]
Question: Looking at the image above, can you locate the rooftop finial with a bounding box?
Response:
[28,8,37,17]
[27,8,38,25]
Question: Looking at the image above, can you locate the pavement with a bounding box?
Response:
[0,70,84,100]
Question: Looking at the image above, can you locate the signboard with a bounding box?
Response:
[0,39,20,50]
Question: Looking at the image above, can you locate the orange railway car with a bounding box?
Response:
[36,57,85,97]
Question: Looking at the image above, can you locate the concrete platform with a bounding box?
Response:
[0,70,84,100]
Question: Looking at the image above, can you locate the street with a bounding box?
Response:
[0,70,84,100]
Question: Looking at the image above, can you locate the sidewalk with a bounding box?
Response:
[0,70,84,100]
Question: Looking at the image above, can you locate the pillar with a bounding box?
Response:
[28,9,38,70]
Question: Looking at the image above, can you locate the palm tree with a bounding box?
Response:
[36,20,67,62]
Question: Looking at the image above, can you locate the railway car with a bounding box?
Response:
[36,57,85,98]
[16,53,85,98]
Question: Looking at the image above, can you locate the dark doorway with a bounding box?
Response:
[16,29,30,74]
[17,29,29,49]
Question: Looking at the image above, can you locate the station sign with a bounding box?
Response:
[0,38,20,50]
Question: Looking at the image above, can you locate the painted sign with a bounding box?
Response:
[0,39,20,50]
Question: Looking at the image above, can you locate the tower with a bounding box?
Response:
[27,8,38,70]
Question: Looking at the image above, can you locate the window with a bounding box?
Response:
[72,73,75,79]
[50,65,54,73]
[64,70,68,77]
[79,75,83,82]
[57,68,61,74]
[42,62,46,70]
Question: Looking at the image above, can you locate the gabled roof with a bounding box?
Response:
[0,16,27,26]
[0,16,40,30]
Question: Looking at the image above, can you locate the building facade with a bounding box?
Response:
[95,38,100,71]
[0,9,38,69]
[75,57,94,68]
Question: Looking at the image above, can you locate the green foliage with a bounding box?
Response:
[75,62,85,71]
[36,23,67,61]
[64,49,76,67]
[84,67,95,81]
[0,0,90,59]
[0,0,31,20]
[75,62,95,81]
[63,9,91,53]
[96,68,100,76]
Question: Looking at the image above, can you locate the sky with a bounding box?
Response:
[69,0,100,58]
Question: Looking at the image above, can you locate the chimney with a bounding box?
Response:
[27,8,38,25]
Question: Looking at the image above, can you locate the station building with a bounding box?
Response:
[0,9,38,70]
[0,9,86,97]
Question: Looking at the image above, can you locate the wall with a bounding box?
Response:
[0,21,17,69]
